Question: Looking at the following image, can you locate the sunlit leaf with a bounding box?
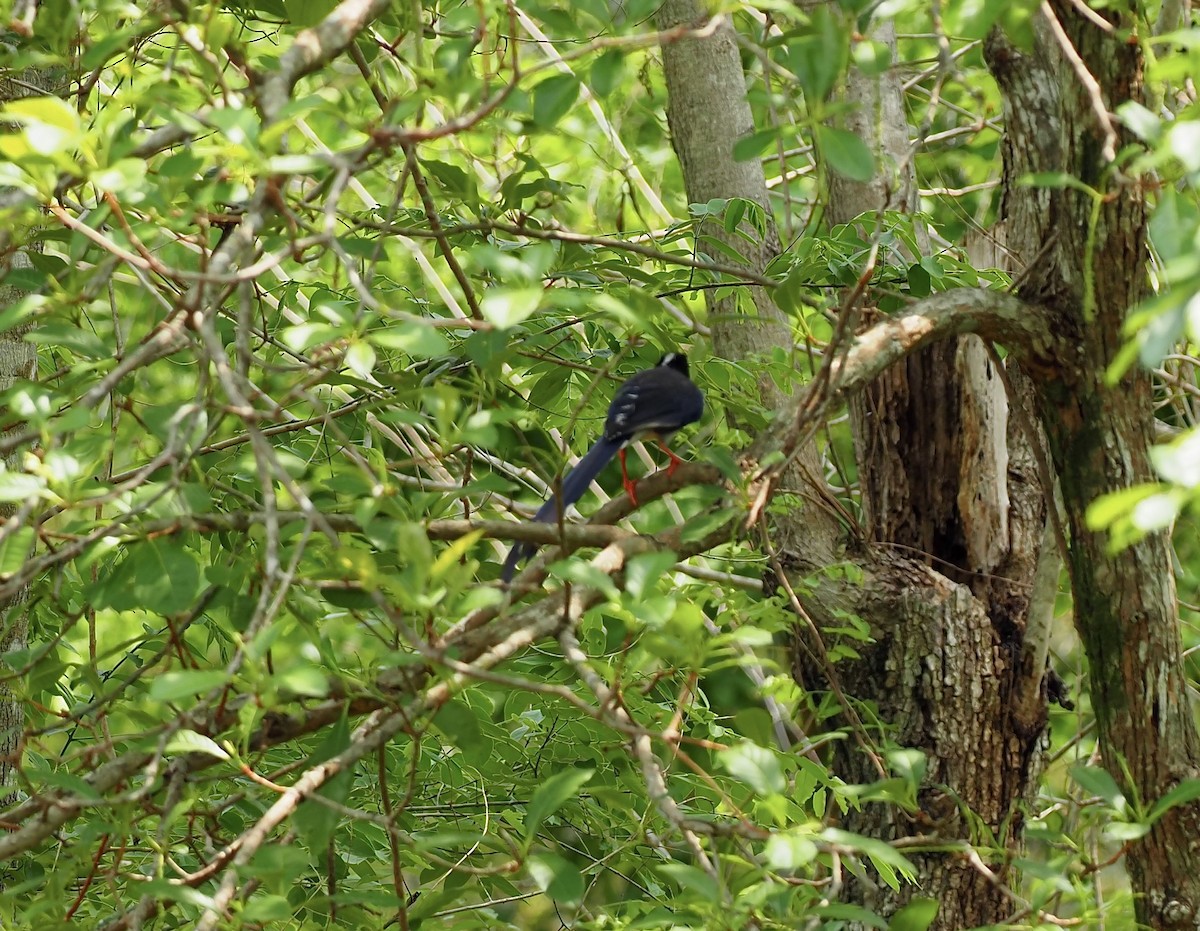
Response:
[719,741,786,795]
[524,768,594,840]
[527,852,584,903]
[480,286,543,328]
[817,127,875,182]
[165,730,230,760]
[150,671,231,703]
[888,897,939,931]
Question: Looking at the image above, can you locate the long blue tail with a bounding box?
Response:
[501,436,621,582]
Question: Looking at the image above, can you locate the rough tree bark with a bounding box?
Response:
[987,4,1200,925]
[0,69,51,795]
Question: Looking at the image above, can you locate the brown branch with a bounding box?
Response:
[828,288,1053,399]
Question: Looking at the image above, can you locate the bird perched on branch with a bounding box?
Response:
[501,352,704,583]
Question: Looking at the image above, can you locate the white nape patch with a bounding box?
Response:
[660,352,678,367]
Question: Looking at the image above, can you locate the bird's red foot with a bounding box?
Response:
[619,448,639,505]
[658,440,685,477]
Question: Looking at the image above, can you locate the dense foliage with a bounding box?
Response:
[2,0,1200,928]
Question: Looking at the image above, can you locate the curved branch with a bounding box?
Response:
[830,288,1054,398]
[748,286,1053,526]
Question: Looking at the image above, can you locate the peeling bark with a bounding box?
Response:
[802,19,1050,929]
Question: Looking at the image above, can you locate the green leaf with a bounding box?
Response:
[368,322,450,358]
[433,699,493,765]
[25,323,110,359]
[2,95,81,133]
[0,526,35,576]
[149,670,231,703]
[1105,821,1151,841]
[278,663,330,698]
[421,158,479,201]
[853,40,892,75]
[524,767,594,840]
[658,863,721,902]
[946,0,1010,39]
[1136,297,1186,369]
[689,199,726,218]
[719,741,786,795]
[822,828,916,873]
[815,902,889,928]
[907,262,931,297]
[888,749,927,787]
[732,128,780,162]
[344,339,376,379]
[816,127,875,182]
[25,757,102,801]
[1169,122,1200,172]
[532,74,580,129]
[590,51,625,97]
[1086,483,1161,531]
[680,509,733,543]
[242,894,294,922]
[0,292,44,334]
[1131,491,1182,533]
[724,197,748,233]
[527,852,584,904]
[480,286,543,328]
[1117,100,1161,142]
[788,8,847,99]
[97,539,204,615]
[1149,779,1200,823]
[165,730,230,761]
[1151,431,1200,488]
[889,897,939,931]
[764,830,820,869]
[1069,764,1127,811]
[623,551,680,600]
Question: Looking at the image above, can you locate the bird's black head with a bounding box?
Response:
[657,352,690,378]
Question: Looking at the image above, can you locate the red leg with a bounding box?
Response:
[619,448,639,505]
[656,439,684,476]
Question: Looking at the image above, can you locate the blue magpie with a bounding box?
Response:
[501,352,704,582]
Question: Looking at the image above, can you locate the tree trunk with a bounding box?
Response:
[0,69,52,795]
[817,23,1049,929]
[657,8,1050,929]
[988,5,1200,924]
[656,0,840,565]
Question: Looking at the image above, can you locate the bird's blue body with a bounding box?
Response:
[501,353,704,582]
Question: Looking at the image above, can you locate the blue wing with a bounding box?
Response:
[604,367,704,442]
